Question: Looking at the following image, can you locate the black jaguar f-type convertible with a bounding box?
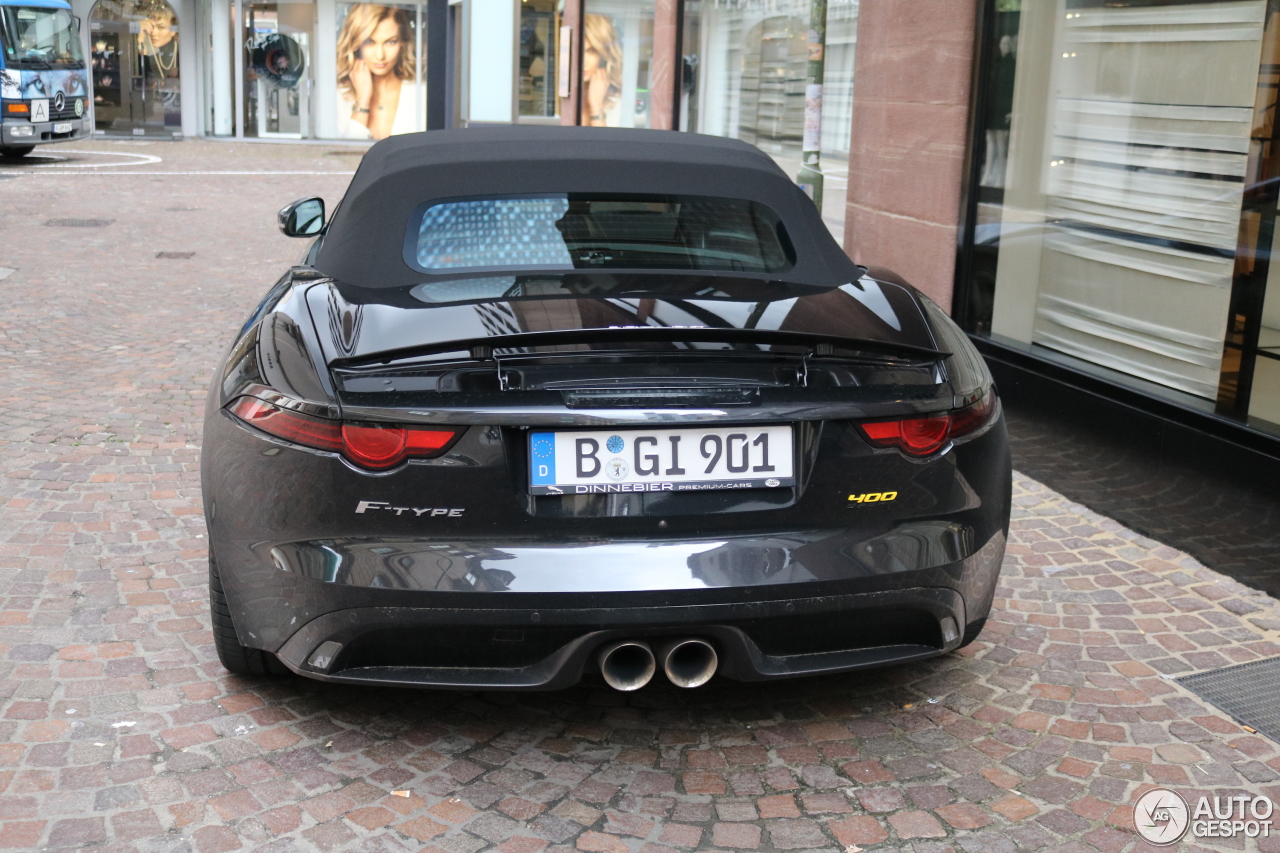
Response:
[203,126,1011,690]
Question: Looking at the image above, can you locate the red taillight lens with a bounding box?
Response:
[340,423,457,468]
[230,397,343,452]
[230,398,457,469]
[860,391,994,457]
[341,423,406,467]
[862,415,950,456]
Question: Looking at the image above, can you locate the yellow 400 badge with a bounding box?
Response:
[848,491,898,504]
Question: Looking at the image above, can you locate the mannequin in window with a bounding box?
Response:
[981,35,1015,188]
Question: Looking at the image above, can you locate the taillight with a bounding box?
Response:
[230,397,343,452]
[341,423,456,468]
[860,391,995,457]
[861,415,950,456]
[948,391,997,437]
[229,397,458,469]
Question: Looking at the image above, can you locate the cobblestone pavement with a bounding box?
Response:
[2,140,1280,853]
[1001,402,1280,601]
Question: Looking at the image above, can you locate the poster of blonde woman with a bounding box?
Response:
[582,14,622,127]
[335,4,419,140]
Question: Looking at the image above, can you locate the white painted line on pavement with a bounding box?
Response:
[27,150,163,168]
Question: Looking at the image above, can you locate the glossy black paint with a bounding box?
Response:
[202,260,1011,688]
[203,133,1011,689]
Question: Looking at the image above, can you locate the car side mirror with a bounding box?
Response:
[278,197,325,237]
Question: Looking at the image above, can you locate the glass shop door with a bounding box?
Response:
[243,2,314,138]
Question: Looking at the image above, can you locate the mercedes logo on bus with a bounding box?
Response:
[53,92,65,113]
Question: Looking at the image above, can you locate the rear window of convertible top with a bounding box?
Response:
[404,194,795,275]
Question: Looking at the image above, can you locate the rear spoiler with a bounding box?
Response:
[330,327,948,369]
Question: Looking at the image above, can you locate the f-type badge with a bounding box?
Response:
[356,501,464,517]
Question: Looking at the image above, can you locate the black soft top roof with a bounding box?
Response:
[314,125,863,290]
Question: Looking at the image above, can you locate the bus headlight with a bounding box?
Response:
[9,126,34,138]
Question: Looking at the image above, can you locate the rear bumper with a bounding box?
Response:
[274,586,968,689]
[205,399,1011,689]
[233,526,1006,688]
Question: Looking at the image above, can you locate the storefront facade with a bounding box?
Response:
[66,0,858,234]
[69,0,449,140]
[62,0,1280,452]
[953,0,1280,446]
[70,0,197,137]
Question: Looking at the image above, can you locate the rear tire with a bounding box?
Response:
[209,554,288,676]
[0,146,35,159]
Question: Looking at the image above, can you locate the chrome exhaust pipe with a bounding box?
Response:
[598,640,656,691]
[659,638,718,688]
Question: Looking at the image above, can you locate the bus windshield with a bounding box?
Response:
[0,6,84,68]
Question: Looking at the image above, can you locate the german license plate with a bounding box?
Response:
[53,122,71,133]
[529,426,794,496]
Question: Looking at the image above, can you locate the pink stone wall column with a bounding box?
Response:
[843,0,978,313]
[649,0,679,130]
[559,0,583,125]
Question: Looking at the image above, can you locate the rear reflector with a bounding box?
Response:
[860,391,995,457]
[229,397,458,469]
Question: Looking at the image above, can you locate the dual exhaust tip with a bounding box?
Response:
[598,638,718,691]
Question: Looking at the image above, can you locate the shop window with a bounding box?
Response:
[519,0,561,119]
[202,1,437,140]
[245,3,315,138]
[199,0,440,138]
[579,0,654,127]
[681,0,857,244]
[89,0,180,136]
[1254,267,1280,425]
[1244,155,1280,427]
[961,0,1280,433]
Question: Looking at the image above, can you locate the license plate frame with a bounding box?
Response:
[529,425,795,496]
[52,122,72,133]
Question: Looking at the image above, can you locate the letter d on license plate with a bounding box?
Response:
[529,426,794,495]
